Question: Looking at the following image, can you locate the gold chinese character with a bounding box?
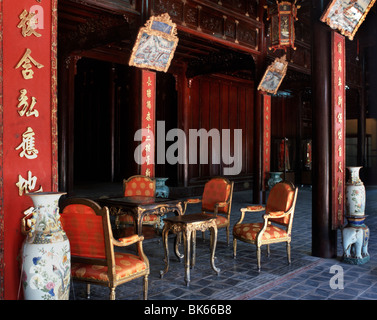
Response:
[145,142,151,153]
[338,209,342,221]
[146,100,152,109]
[16,127,38,159]
[338,178,343,187]
[337,128,342,140]
[17,89,39,117]
[145,112,151,122]
[337,112,343,124]
[337,96,343,108]
[337,42,342,54]
[147,76,152,86]
[338,59,342,72]
[16,170,43,196]
[146,155,151,165]
[145,168,151,177]
[146,89,152,98]
[338,161,343,173]
[338,192,342,205]
[338,145,342,157]
[338,77,342,89]
[15,48,44,79]
[17,10,42,37]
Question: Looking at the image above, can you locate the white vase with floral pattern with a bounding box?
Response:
[345,167,365,217]
[21,192,70,300]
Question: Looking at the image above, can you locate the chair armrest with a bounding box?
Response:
[186,198,201,204]
[263,210,288,219]
[113,234,144,247]
[213,201,229,215]
[242,205,265,213]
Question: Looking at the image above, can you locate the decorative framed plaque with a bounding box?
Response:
[320,0,376,40]
[257,55,288,95]
[129,13,178,72]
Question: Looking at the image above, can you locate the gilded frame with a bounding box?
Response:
[320,0,376,40]
[257,55,288,95]
[129,13,178,72]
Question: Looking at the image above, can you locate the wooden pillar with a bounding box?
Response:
[253,0,267,204]
[311,1,337,258]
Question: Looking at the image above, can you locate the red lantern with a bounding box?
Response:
[265,1,300,51]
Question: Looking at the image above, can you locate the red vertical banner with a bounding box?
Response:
[331,31,346,230]
[0,0,58,299]
[262,94,271,190]
[140,70,156,178]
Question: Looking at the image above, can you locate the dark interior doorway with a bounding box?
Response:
[71,57,179,194]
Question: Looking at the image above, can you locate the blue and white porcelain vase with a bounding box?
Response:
[345,166,365,217]
[21,192,71,300]
[343,167,370,264]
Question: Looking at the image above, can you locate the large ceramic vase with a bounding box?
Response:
[343,167,369,265]
[21,192,71,300]
[345,166,365,217]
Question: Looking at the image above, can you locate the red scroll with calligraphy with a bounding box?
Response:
[263,94,271,190]
[331,31,346,230]
[1,0,58,299]
[140,70,156,177]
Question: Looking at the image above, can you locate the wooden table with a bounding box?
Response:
[98,196,185,236]
[160,213,220,286]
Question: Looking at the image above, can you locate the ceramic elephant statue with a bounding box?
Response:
[342,226,369,259]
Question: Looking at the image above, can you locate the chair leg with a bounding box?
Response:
[226,226,230,246]
[143,275,148,300]
[110,287,116,300]
[287,241,291,265]
[86,284,90,299]
[256,245,261,272]
[232,238,237,259]
[267,244,270,257]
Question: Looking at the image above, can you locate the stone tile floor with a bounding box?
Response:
[69,186,377,301]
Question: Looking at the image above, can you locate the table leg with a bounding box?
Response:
[183,230,191,286]
[160,225,170,278]
[191,230,196,269]
[174,233,183,261]
[209,225,220,275]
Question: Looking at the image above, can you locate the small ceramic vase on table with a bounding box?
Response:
[155,177,170,198]
[21,192,71,300]
[268,172,283,189]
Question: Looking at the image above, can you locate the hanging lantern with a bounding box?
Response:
[265,1,300,51]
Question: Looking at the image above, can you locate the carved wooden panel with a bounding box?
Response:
[207,0,258,19]
[152,0,261,52]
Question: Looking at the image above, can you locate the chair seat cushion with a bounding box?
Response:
[71,252,147,282]
[119,214,159,224]
[214,215,229,228]
[233,223,287,242]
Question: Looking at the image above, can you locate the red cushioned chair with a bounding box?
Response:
[60,198,150,300]
[233,181,298,271]
[116,175,161,230]
[187,177,234,245]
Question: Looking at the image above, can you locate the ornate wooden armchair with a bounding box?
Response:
[233,181,298,271]
[117,175,160,230]
[60,198,150,300]
[187,177,234,245]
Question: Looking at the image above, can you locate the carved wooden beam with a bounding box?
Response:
[59,14,133,57]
